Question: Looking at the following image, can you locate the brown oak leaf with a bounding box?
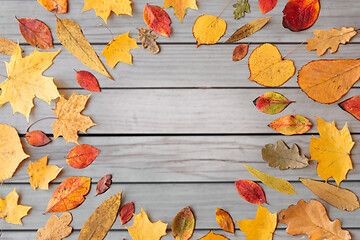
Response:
[36,212,73,240]
[138,28,160,54]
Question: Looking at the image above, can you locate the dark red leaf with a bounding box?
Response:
[25,130,51,147]
[259,0,278,14]
[233,44,249,61]
[120,202,135,225]
[96,174,112,196]
[235,179,267,204]
[17,18,53,49]
[75,70,101,92]
[339,95,360,121]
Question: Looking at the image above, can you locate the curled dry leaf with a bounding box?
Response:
[215,208,235,233]
[235,179,267,204]
[300,178,360,211]
[46,176,91,213]
[82,0,132,23]
[279,199,352,240]
[0,123,29,182]
[27,156,62,190]
[233,44,248,61]
[75,70,101,92]
[193,15,227,47]
[339,95,360,120]
[0,37,17,55]
[0,188,31,225]
[233,0,250,19]
[66,144,100,169]
[96,174,112,196]
[101,32,140,68]
[225,17,271,43]
[259,0,277,14]
[163,0,198,22]
[120,202,135,225]
[25,130,51,147]
[36,212,73,240]
[244,164,296,194]
[307,27,357,56]
[268,115,312,135]
[172,206,195,240]
[248,43,295,87]
[283,0,320,32]
[37,0,68,13]
[138,28,160,54]
[17,18,53,49]
[198,230,230,240]
[143,4,171,37]
[262,140,309,170]
[310,117,354,186]
[52,93,97,144]
[237,204,277,240]
[253,92,293,115]
[79,191,122,240]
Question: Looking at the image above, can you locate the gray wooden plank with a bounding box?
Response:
[0,182,359,230]
[0,0,360,44]
[4,135,360,183]
[1,44,360,88]
[1,89,360,134]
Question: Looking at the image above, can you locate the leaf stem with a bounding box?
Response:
[282,40,307,59]
[98,24,114,40]
[0,74,7,79]
[26,117,58,133]
[217,0,232,18]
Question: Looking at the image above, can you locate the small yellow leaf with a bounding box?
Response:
[101,32,139,68]
[126,208,168,240]
[216,208,235,233]
[27,156,62,190]
[192,15,227,47]
[82,0,132,23]
[248,43,295,87]
[237,204,277,240]
[0,188,31,225]
[163,0,198,22]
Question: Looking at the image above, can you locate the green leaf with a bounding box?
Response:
[233,0,250,19]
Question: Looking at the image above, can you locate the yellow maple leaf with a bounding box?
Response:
[82,0,132,23]
[0,188,31,225]
[192,15,227,47]
[0,44,60,121]
[27,156,62,190]
[237,204,277,240]
[306,27,357,56]
[101,32,139,68]
[52,93,97,144]
[0,123,29,182]
[198,230,230,240]
[163,0,198,22]
[126,208,168,240]
[310,117,354,186]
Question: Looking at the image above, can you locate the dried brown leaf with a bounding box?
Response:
[138,28,160,54]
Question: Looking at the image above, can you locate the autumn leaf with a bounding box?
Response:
[339,95,360,120]
[235,179,267,204]
[253,92,293,115]
[96,174,112,196]
[268,115,312,135]
[82,0,132,23]
[172,206,195,240]
[310,117,354,186]
[101,32,139,68]
[120,202,134,225]
[52,93,97,144]
[37,0,68,13]
[0,188,31,225]
[66,144,100,169]
[248,43,295,87]
[0,37,17,55]
[225,17,271,43]
[0,123,29,182]
[237,204,277,240]
[17,18,53,49]
[79,191,122,240]
[279,199,352,240]
[36,212,72,240]
[300,178,360,211]
[307,27,357,56]
[46,176,91,213]
[259,0,277,14]
[25,130,51,147]
[233,0,250,19]
[298,59,360,104]
[198,230,230,240]
[233,44,249,61]
[283,0,320,32]
[262,140,309,170]
[216,208,235,233]
[138,28,160,54]
[75,70,101,92]
[56,17,113,79]
[193,15,227,47]
[163,0,198,22]
[27,156,62,190]
[144,4,172,37]
[127,208,168,240]
[244,164,296,194]
[0,44,60,120]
